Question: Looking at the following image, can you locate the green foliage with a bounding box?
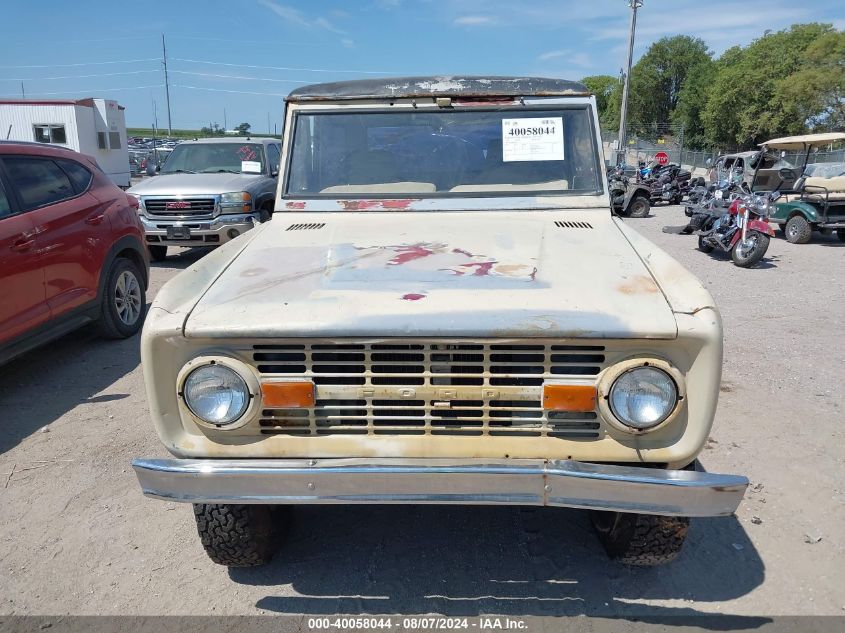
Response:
[627,35,712,135]
[235,122,252,135]
[584,23,844,151]
[702,23,837,148]
[581,75,621,126]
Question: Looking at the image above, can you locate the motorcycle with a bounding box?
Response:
[640,163,692,205]
[689,189,780,268]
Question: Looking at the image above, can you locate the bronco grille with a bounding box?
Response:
[247,341,607,439]
[143,197,216,217]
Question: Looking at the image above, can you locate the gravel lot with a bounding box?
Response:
[1,204,843,618]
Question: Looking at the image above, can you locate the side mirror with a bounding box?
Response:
[271,169,279,178]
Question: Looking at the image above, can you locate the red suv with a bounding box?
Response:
[0,141,149,364]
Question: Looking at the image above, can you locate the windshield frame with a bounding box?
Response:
[281,102,605,201]
[160,142,267,175]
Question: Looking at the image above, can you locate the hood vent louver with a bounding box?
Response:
[286,222,326,231]
[554,221,593,229]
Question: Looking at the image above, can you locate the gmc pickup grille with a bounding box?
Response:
[247,340,607,439]
[143,198,216,216]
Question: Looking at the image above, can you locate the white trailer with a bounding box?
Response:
[0,98,130,187]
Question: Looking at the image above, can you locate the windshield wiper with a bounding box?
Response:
[202,169,240,174]
[164,169,196,174]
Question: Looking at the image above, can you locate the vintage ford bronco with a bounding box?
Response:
[132,77,747,567]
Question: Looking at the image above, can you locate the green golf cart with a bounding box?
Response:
[752,133,845,244]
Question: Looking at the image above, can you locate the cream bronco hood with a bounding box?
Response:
[183,211,678,339]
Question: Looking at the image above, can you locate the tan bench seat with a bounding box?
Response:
[803,176,845,201]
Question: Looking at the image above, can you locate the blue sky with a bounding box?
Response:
[1,0,842,131]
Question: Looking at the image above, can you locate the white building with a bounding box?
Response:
[0,98,130,187]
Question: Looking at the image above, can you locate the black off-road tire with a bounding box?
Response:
[785,215,812,244]
[697,236,715,253]
[193,504,288,567]
[627,195,650,218]
[148,245,168,261]
[259,203,273,223]
[591,511,690,566]
[97,257,146,339]
[837,229,845,242]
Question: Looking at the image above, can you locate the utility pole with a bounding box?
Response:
[617,0,643,167]
[267,112,271,136]
[223,108,227,132]
[20,82,25,99]
[161,34,173,136]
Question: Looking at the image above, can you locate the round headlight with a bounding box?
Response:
[183,364,249,425]
[609,366,677,430]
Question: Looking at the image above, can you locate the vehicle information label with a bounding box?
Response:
[502,117,564,162]
[241,160,262,173]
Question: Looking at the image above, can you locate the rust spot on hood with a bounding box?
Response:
[337,199,418,211]
[617,275,659,295]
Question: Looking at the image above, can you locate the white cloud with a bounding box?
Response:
[257,0,345,34]
[537,50,592,68]
[454,15,495,26]
[538,49,568,61]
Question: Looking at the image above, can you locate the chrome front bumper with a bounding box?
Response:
[131,458,747,517]
[140,213,258,246]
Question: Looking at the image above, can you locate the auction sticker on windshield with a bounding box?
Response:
[502,117,564,162]
[241,160,262,173]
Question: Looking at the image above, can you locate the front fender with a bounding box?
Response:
[771,199,819,223]
[748,219,775,236]
[623,185,650,209]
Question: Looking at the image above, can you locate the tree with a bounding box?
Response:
[580,75,621,127]
[776,30,845,130]
[672,58,716,149]
[235,122,251,136]
[627,35,712,135]
[702,23,837,148]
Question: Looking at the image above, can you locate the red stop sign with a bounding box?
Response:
[655,151,670,165]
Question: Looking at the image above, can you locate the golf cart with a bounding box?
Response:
[752,133,845,243]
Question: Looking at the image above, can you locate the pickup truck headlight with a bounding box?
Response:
[220,191,252,212]
[183,364,249,426]
[609,366,678,430]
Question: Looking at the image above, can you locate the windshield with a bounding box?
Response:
[286,107,601,197]
[161,143,265,174]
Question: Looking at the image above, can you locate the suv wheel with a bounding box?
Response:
[148,245,168,261]
[785,215,812,244]
[591,510,690,566]
[259,205,272,223]
[97,257,146,339]
[194,504,289,567]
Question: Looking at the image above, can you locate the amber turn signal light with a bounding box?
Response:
[261,381,315,408]
[543,384,597,412]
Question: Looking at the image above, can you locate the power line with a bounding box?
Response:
[0,58,160,69]
[0,70,161,82]
[172,57,392,75]
[169,70,307,84]
[174,84,289,98]
[19,84,165,96]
